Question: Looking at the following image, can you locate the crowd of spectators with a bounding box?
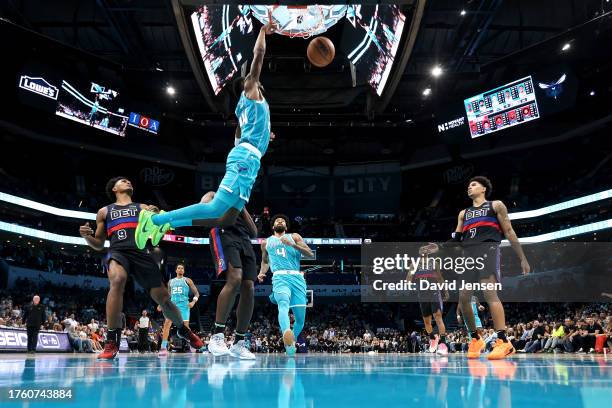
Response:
[1,279,611,355]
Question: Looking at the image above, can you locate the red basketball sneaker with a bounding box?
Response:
[178,328,204,350]
[97,341,119,360]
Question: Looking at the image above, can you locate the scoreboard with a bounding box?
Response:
[464,76,540,138]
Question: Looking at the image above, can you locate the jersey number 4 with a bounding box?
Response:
[276,247,287,258]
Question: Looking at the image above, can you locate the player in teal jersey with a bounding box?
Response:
[134,14,278,250]
[258,215,313,356]
[158,263,200,357]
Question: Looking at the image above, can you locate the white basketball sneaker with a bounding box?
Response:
[229,340,256,360]
[208,333,230,357]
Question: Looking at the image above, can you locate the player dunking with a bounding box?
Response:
[79,177,204,360]
[408,243,448,355]
[452,176,530,360]
[133,16,278,250]
[158,263,200,357]
[258,215,313,356]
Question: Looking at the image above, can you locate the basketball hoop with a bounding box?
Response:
[248,5,348,39]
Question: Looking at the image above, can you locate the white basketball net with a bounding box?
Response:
[248,5,348,39]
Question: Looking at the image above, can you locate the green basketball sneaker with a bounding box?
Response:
[151,211,172,246]
[134,210,158,250]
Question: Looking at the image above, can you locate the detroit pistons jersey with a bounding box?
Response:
[462,201,502,243]
[235,91,271,155]
[169,277,190,305]
[266,235,301,272]
[105,203,141,250]
[413,264,437,283]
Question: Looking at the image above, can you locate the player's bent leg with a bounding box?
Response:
[99,260,127,360]
[193,208,240,229]
[152,189,236,228]
[136,190,237,248]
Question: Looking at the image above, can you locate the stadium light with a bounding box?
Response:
[561,43,571,51]
[422,88,432,96]
[166,86,176,96]
[460,9,466,16]
[431,65,443,77]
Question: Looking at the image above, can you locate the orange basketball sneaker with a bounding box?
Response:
[488,339,516,360]
[467,337,486,359]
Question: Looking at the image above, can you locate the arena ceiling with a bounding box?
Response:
[1,0,611,165]
[2,1,607,119]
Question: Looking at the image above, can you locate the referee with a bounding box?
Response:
[24,295,46,354]
[137,310,151,353]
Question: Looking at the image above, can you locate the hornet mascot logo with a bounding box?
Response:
[538,74,566,100]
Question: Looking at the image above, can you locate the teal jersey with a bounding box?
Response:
[266,234,301,272]
[235,92,271,155]
[169,277,190,305]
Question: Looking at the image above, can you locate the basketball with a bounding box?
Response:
[307,36,335,67]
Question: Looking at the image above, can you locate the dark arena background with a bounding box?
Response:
[0,1,611,407]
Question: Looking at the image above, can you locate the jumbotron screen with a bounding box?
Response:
[55,81,129,137]
[464,76,540,139]
[341,5,406,96]
[190,5,254,95]
[190,5,405,96]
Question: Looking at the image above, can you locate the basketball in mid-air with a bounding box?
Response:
[307,36,335,68]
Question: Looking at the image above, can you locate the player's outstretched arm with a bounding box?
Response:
[494,200,530,275]
[246,12,276,91]
[258,240,270,282]
[79,208,107,251]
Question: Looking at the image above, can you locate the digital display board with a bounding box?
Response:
[190,5,254,95]
[464,76,540,138]
[341,5,406,96]
[55,80,129,137]
[189,5,405,96]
